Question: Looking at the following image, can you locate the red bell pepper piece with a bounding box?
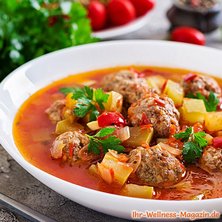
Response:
[98,112,126,127]
[183,73,197,82]
[213,136,222,148]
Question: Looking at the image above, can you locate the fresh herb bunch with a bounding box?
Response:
[60,86,109,121]
[187,91,219,112]
[174,127,208,163]
[0,0,98,81]
[87,127,125,154]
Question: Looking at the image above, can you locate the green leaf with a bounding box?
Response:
[60,87,75,95]
[174,127,192,142]
[101,136,125,153]
[83,86,94,100]
[74,99,92,117]
[94,88,109,109]
[183,141,203,163]
[194,132,208,148]
[88,139,100,155]
[89,107,100,121]
[205,92,219,112]
[94,127,115,138]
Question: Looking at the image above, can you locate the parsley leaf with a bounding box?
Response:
[174,127,192,142]
[60,86,109,121]
[101,136,125,153]
[186,91,219,112]
[183,142,203,163]
[194,132,208,148]
[87,128,125,154]
[174,127,208,163]
[94,88,109,110]
[94,127,115,137]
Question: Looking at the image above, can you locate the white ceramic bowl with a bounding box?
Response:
[92,12,152,39]
[0,41,222,221]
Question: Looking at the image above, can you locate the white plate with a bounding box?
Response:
[0,41,222,221]
[93,13,152,39]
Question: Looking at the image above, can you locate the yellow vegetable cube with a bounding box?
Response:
[104,91,123,112]
[146,75,166,94]
[66,93,76,109]
[55,119,83,134]
[205,112,222,131]
[180,99,206,124]
[99,151,133,186]
[124,126,153,147]
[120,184,153,199]
[163,80,184,106]
[87,121,101,131]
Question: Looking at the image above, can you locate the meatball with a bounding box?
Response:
[128,92,180,138]
[45,99,65,124]
[101,70,150,105]
[51,131,89,162]
[199,146,222,173]
[128,146,185,187]
[182,74,221,98]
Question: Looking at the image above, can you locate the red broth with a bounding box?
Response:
[13,66,222,200]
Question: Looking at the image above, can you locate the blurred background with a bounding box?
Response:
[1,0,222,81]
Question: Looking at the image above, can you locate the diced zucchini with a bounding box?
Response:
[99,151,133,186]
[87,121,101,131]
[146,75,166,94]
[55,119,84,134]
[104,91,123,112]
[205,112,222,131]
[124,126,153,147]
[163,80,184,106]
[120,184,153,199]
[180,99,206,124]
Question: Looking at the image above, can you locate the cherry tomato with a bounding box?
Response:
[98,112,126,127]
[171,27,206,46]
[130,0,155,17]
[88,1,107,31]
[107,0,136,26]
[213,137,222,148]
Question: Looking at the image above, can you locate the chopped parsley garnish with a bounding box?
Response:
[60,86,109,121]
[87,128,125,155]
[174,127,208,163]
[187,91,219,112]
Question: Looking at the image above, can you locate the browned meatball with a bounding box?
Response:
[128,92,180,138]
[101,70,150,105]
[199,146,222,173]
[182,74,221,98]
[45,99,65,124]
[51,131,89,162]
[128,146,186,187]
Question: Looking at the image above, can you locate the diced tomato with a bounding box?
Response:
[88,1,107,31]
[140,112,150,125]
[107,0,136,26]
[213,137,222,148]
[170,124,177,135]
[154,98,165,107]
[98,112,126,127]
[183,73,197,82]
[193,122,204,133]
[69,144,74,157]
